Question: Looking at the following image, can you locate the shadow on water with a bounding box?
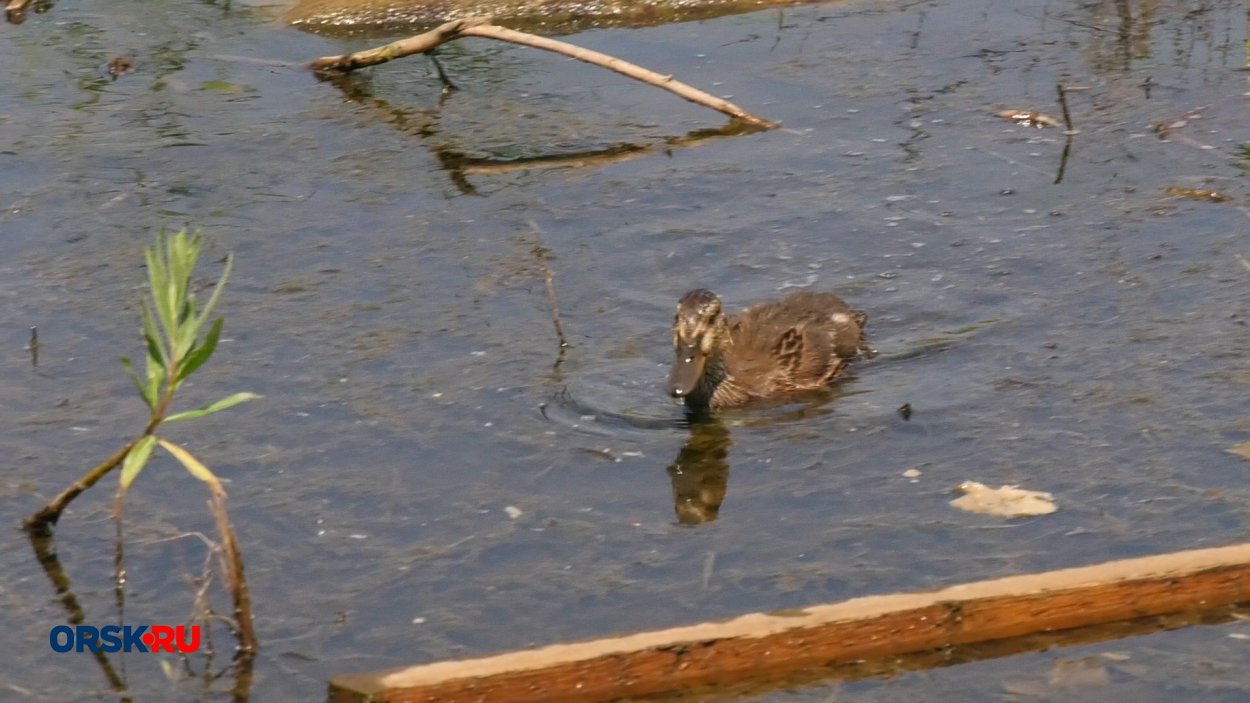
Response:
[317,68,768,195]
[25,529,256,702]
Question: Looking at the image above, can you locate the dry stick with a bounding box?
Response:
[533,244,568,368]
[464,24,774,128]
[208,485,258,657]
[308,17,776,130]
[523,221,569,369]
[27,326,38,367]
[1056,83,1077,135]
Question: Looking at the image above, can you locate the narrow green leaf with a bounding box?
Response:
[174,312,200,364]
[196,253,233,332]
[120,357,157,410]
[120,435,158,491]
[178,232,202,297]
[142,303,168,405]
[164,391,260,423]
[177,317,223,383]
[141,301,168,371]
[145,242,175,342]
[157,438,218,484]
[144,333,166,376]
[179,295,195,326]
[170,232,201,318]
[145,374,162,412]
[156,234,182,348]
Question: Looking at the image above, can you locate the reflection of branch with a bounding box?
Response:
[1053,135,1073,185]
[433,121,759,190]
[27,531,132,699]
[309,17,776,129]
[318,67,763,195]
[444,143,652,176]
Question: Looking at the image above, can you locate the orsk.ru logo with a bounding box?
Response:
[49,625,201,653]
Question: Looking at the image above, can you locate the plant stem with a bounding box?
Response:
[24,438,141,533]
[208,485,258,656]
[25,361,179,533]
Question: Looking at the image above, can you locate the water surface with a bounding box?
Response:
[2,0,1250,700]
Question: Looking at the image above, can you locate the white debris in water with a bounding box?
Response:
[950,481,1057,517]
[902,468,922,479]
[504,506,523,519]
[412,617,426,625]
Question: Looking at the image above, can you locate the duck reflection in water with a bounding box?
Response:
[667,419,731,525]
[663,288,873,525]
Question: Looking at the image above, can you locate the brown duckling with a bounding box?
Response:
[666,289,874,410]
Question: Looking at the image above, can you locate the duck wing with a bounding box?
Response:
[726,292,868,395]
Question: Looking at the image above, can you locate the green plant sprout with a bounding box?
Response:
[25,229,260,654]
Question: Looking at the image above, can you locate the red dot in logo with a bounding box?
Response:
[142,632,155,647]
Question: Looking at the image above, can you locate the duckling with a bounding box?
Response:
[666,289,874,410]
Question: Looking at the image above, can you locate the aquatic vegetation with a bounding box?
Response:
[25,229,260,656]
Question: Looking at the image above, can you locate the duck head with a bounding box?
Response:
[667,289,731,402]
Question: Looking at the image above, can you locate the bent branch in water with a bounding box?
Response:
[307,17,776,129]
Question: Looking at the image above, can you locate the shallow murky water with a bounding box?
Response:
[3,0,1250,700]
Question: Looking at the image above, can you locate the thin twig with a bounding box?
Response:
[1053,135,1072,185]
[27,326,38,367]
[113,492,127,612]
[309,17,489,71]
[308,17,776,129]
[208,485,258,657]
[524,221,569,369]
[1056,83,1078,135]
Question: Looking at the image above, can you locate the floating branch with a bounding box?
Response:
[330,542,1250,703]
[308,17,776,130]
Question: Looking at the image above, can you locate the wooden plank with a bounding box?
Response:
[329,542,1250,703]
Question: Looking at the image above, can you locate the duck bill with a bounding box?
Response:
[667,347,707,399]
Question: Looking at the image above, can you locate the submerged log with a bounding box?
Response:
[329,542,1250,703]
